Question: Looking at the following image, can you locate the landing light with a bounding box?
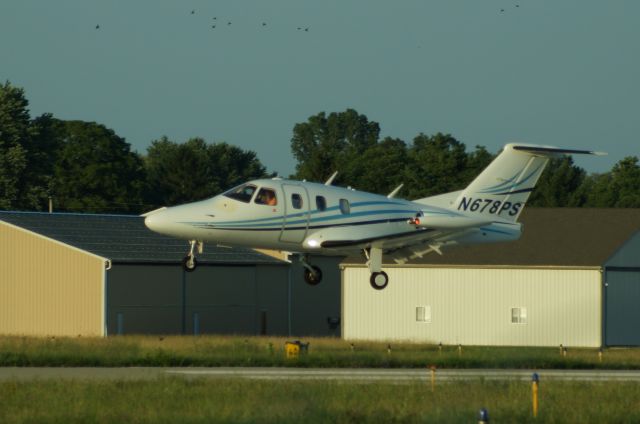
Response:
[307,239,320,248]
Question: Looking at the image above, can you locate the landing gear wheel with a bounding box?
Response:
[182,255,197,272]
[303,265,323,286]
[370,271,389,290]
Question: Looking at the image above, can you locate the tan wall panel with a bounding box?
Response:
[0,222,105,337]
[343,267,601,347]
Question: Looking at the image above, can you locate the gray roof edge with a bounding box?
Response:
[340,263,602,270]
[109,259,288,266]
[0,219,110,264]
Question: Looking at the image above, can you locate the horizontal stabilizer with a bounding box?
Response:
[414,215,492,230]
[512,145,607,156]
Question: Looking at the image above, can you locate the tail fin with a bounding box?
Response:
[454,143,605,221]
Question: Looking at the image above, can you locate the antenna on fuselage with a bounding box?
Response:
[387,184,404,198]
[324,171,338,186]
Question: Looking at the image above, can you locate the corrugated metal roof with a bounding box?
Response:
[343,208,640,267]
[0,211,285,265]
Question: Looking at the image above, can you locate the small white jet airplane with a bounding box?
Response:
[144,143,604,290]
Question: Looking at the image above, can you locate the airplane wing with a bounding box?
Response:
[316,214,494,262]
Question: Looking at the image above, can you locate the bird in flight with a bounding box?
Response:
[191,10,195,15]
[95,24,100,29]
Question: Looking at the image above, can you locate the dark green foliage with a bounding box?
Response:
[17,114,64,210]
[403,132,470,199]
[352,137,408,195]
[290,109,640,207]
[52,121,146,213]
[290,109,380,184]
[528,157,586,207]
[144,137,268,207]
[290,110,498,200]
[584,157,640,207]
[0,81,31,209]
[2,81,637,211]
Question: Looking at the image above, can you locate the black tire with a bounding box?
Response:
[303,265,322,286]
[182,256,197,272]
[370,271,389,290]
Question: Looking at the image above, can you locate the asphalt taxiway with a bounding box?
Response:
[2,367,640,382]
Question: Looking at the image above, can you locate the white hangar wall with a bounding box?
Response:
[342,266,602,347]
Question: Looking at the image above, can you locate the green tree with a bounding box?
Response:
[52,121,146,213]
[0,81,31,209]
[352,137,408,195]
[582,156,640,207]
[144,137,267,206]
[17,114,64,210]
[528,157,586,207]
[404,133,469,199]
[462,145,494,186]
[291,109,380,184]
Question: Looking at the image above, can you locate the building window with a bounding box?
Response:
[416,306,431,323]
[316,196,327,211]
[511,307,527,324]
[339,199,350,214]
[292,193,303,209]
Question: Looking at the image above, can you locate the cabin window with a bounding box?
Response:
[292,193,303,209]
[339,198,350,214]
[255,188,278,206]
[223,183,257,203]
[316,196,327,211]
[511,307,527,324]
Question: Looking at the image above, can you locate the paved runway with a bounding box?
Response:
[3,367,640,382]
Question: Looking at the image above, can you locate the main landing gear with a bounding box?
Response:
[365,247,389,290]
[300,255,323,286]
[182,240,203,272]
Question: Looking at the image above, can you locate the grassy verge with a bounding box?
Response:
[1,378,640,423]
[2,335,640,369]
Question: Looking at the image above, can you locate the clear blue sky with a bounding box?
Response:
[2,1,638,177]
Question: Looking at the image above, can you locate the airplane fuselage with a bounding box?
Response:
[144,178,521,257]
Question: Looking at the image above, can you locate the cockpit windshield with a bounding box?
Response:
[223,184,257,203]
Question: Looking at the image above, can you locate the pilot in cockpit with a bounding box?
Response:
[256,189,277,206]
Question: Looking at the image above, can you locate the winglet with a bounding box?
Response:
[324,171,338,186]
[387,184,404,198]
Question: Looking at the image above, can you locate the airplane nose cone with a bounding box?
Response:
[144,207,169,234]
[144,212,163,232]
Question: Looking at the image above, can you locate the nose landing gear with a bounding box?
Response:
[300,255,323,285]
[182,240,203,272]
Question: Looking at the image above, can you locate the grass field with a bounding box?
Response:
[1,378,639,423]
[2,335,640,369]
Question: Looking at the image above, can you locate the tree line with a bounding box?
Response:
[1,81,638,214]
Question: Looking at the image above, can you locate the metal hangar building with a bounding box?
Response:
[0,211,341,337]
[341,208,640,348]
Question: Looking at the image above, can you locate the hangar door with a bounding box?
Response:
[107,264,261,335]
[605,269,640,346]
